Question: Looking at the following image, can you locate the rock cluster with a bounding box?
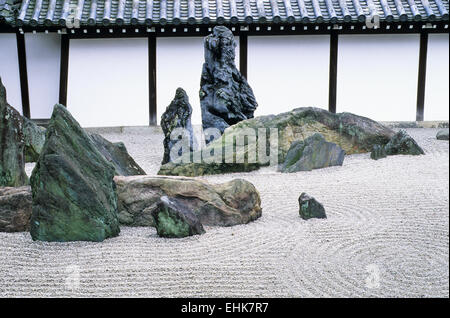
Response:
[200,26,258,136]
[159,107,395,176]
[370,130,425,160]
[281,133,345,173]
[0,77,28,187]
[30,104,120,242]
[160,88,196,165]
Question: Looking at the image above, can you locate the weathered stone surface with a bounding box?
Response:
[281,133,345,172]
[200,26,258,136]
[436,129,449,141]
[159,107,395,176]
[298,193,327,220]
[30,104,120,242]
[0,77,28,187]
[161,88,195,164]
[0,186,32,232]
[23,117,46,162]
[89,133,146,176]
[152,196,205,238]
[115,175,262,227]
[370,144,387,160]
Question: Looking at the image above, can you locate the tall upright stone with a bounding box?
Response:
[0,77,28,187]
[161,88,196,165]
[30,104,120,242]
[200,26,258,136]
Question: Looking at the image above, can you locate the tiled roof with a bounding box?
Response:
[9,0,450,27]
[0,0,21,24]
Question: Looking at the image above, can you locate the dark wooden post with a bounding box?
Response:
[148,35,157,126]
[16,32,30,118]
[328,32,338,114]
[59,34,70,106]
[239,33,248,79]
[416,32,428,122]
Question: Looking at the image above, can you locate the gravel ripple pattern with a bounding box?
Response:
[2,127,448,297]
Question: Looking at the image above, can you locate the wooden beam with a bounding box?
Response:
[328,32,338,113]
[239,33,248,79]
[16,33,30,118]
[59,34,69,106]
[416,32,428,122]
[148,35,157,126]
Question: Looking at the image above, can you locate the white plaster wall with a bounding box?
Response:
[337,34,420,121]
[25,33,61,118]
[0,34,23,114]
[425,34,449,121]
[68,38,149,127]
[157,36,239,126]
[248,35,330,117]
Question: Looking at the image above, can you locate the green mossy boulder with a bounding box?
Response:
[152,196,205,238]
[23,117,46,163]
[281,133,345,172]
[298,193,327,220]
[436,129,449,141]
[30,104,120,242]
[0,77,28,187]
[370,130,424,160]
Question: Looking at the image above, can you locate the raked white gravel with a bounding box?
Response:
[1,127,448,297]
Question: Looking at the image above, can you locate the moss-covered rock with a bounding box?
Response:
[370,130,424,160]
[436,129,449,141]
[152,196,205,238]
[89,133,146,176]
[23,117,46,163]
[281,133,345,172]
[159,107,394,176]
[298,193,327,220]
[0,77,28,187]
[30,104,120,242]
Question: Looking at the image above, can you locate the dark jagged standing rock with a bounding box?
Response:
[371,129,424,160]
[298,193,327,220]
[0,77,28,187]
[23,117,46,163]
[89,133,146,176]
[30,104,120,242]
[152,196,205,238]
[281,133,345,173]
[161,88,195,164]
[200,26,258,136]
[0,186,32,232]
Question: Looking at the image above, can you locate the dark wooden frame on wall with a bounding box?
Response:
[11,20,446,124]
[59,34,70,106]
[16,32,30,118]
[328,32,339,113]
[416,32,429,122]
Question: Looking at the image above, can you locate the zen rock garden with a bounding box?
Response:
[0,26,434,242]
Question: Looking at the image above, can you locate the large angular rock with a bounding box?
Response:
[436,129,449,141]
[200,26,258,136]
[0,186,32,232]
[115,175,262,227]
[89,133,146,176]
[161,88,195,164]
[159,107,395,176]
[371,129,424,160]
[0,77,28,187]
[23,117,46,163]
[30,104,120,242]
[298,193,327,220]
[152,196,205,238]
[281,133,345,173]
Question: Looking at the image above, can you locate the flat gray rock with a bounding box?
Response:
[436,129,449,141]
[0,186,32,232]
